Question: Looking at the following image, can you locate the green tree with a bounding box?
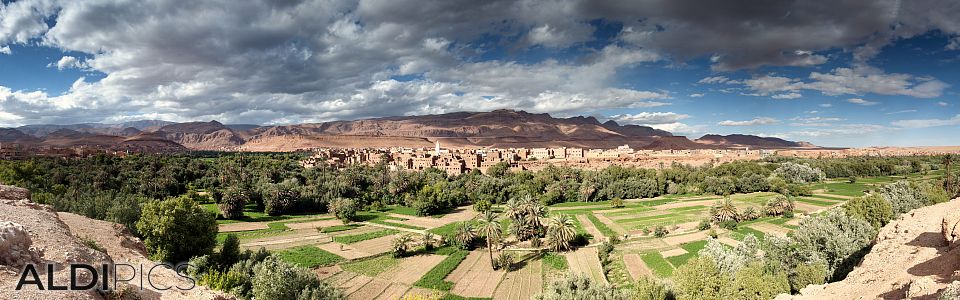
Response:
[844,194,894,229]
[251,256,343,300]
[328,198,358,224]
[673,256,727,300]
[711,198,739,223]
[451,222,477,250]
[218,186,247,219]
[633,276,670,300]
[545,215,577,251]
[476,211,503,268]
[136,196,218,262]
[218,234,242,268]
[792,209,876,281]
[723,262,790,300]
[535,274,629,300]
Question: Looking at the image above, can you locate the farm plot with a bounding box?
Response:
[563,247,606,284]
[218,222,268,232]
[574,214,605,242]
[748,222,792,237]
[241,230,330,250]
[285,219,347,230]
[378,254,447,285]
[447,251,507,298]
[493,259,543,300]
[622,253,653,280]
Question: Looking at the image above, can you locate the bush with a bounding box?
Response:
[791,209,876,281]
[535,274,630,300]
[611,198,625,208]
[725,262,790,299]
[251,256,343,300]
[634,276,670,300]
[473,199,492,212]
[218,234,242,268]
[136,196,217,262]
[707,229,718,239]
[880,181,929,215]
[328,198,359,223]
[844,194,893,229]
[673,256,727,300]
[494,251,515,271]
[697,220,711,231]
[653,226,668,238]
[772,162,825,184]
[791,263,828,292]
[262,181,298,216]
[940,281,960,300]
[218,186,247,219]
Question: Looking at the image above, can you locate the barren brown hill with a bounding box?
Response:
[0,128,41,144]
[153,121,245,150]
[696,134,808,149]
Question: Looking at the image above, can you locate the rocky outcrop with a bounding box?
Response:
[0,221,42,267]
[0,184,30,200]
[787,198,960,299]
[944,210,960,248]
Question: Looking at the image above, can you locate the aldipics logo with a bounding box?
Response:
[15,263,196,291]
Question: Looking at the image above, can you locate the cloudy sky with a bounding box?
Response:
[1,0,959,147]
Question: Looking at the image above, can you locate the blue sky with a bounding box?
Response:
[1,0,959,147]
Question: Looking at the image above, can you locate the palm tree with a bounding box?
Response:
[545,215,577,251]
[476,211,503,269]
[712,198,739,223]
[422,232,436,251]
[453,222,477,249]
[946,154,955,196]
[392,234,414,257]
[764,194,794,216]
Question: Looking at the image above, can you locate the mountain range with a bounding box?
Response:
[0,110,818,152]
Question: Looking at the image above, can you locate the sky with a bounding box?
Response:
[1,0,959,147]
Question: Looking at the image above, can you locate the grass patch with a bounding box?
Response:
[615,213,679,224]
[641,252,674,277]
[665,240,707,268]
[341,255,402,277]
[606,253,634,289]
[275,246,344,268]
[548,200,611,208]
[667,205,708,212]
[414,250,470,291]
[541,252,568,270]
[807,194,849,201]
[814,182,870,197]
[584,214,618,238]
[333,229,400,244]
[795,197,838,206]
[428,221,477,236]
[217,221,290,243]
[731,227,766,241]
[320,224,362,233]
[368,218,427,230]
[441,295,491,300]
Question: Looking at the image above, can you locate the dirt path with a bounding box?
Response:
[621,238,672,252]
[316,242,371,260]
[375,283,414,300]
[379,254,446,285]
[285,219,348,230]
[575,214,606,241]
[662,231,709,246]
[448,251,507,298]
[748,222,791,237]
[659,248,687,257]
[622,253,653,280]
[493,259,543,300]
[563,247,607,284]
[340,274,374,296]
[218,222,268,232]
[654,199,719,210]
[793,201,827,213]
[241,231,331,250]
[717,237,739,247]
[350,234,400,257]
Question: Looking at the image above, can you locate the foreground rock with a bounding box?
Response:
[787,198,960,299]
[0,184,226,299]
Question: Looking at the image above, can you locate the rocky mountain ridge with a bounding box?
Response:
[1,110,818,151]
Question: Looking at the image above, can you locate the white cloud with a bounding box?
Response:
[938,101,950,107]
[847,98,878,106]
[819,103,832,108]
[50,56,84,70]
[647,122,706,135]
[688,93,704,98]
[611,112,690,125]
[790,116,843,127]
[891,115,960,128]
[698,76,738,84]
[718,117,779,126]
[782,124,888,137]
[0,46,10,55]
[738,67,949,99]
[771,92,802,99]
[885,109,917,115]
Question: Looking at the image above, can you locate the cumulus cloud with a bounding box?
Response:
[891,115,960,128]
[771,92,801,99]
[847,98,879,106]
[718,117,779,126]
[0,46,10,55]
[611,112,690,124]
[688,93,704,98]
[938,101,950,106]
[730,67,949,99]
[819,103,833,108]
[50,56,84,70]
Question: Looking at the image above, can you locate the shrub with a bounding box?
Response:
[847,176,857,184]
[473,199,492,212]
[218,186,247,219]
[494,251,515,271]
[880,181,929,215]
[262,182,298,216]
[653,226,668,238]
[251,256,343,300]
[368,200,385,212]
[634,276,670,300]
[844,194,894,229]
[535,274,630,300]
[922,181,951,204]
[136,196,217,262]
[707,229,718,239]
[698,236,759,275]
[328,198,359,223]
[772,162,825,184]
[939,281,960,300]
[673,256,727,300]
[791,209,876,281]
[697,220,711,231]
[611,198,625,208]
[392,234,414,257]
[791,263,828,292]
[725,262,790,299]
[218,234,242,268]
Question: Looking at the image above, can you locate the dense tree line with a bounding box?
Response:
[0,153,951,228]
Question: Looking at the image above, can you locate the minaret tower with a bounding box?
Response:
[435,140,441,156]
